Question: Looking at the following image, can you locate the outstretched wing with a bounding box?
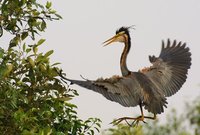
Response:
[65,75,140,107]
[63,73,168,114]
[141,39,191,97]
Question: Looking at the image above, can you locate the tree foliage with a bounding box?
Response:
[187,97,200,135]
[0,0,101,134]
[0,0,62,40]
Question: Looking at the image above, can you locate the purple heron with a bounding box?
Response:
[60,26,191,125]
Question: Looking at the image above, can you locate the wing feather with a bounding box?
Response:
[65,73,168,114]
[66,76,140,107]
[143,39,191,97]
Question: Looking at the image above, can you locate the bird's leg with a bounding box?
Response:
[144,113,156,120]
[131,108,157,126]
[111,104,157,126]
[131,104,146,126]
[131,113,157,126]
[111,116,141,126]
[111,104,146,126]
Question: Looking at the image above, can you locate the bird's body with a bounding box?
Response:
[61,26,191,124]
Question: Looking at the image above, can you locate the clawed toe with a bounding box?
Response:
[111,116,148,126]
[111,117,127,125]
[131,117,147,126]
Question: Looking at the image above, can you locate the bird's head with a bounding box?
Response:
[103,26,134,46]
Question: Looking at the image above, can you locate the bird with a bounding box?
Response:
[59,26,191,125]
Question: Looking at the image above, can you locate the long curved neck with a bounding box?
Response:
[120,37,131,76]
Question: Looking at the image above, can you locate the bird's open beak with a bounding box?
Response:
[102,35,118,46]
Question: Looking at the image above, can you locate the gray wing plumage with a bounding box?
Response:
[143,39,191,97]
[65,75,141,107]
[65,73,167,114]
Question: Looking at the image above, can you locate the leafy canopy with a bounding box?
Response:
[0,0,101,134]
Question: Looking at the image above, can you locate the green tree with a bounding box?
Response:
[187,97,200,135]
[102,124,144,135]
[0,0,101,134]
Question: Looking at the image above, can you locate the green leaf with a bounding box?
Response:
[37,39,46,46]
[33,46,38,54]
[66,103,77,108]
[23,43,26,52]
[90,130,94,135]
[44,50,53,58]
[55,13,62,19]
[96,122,101,128]
[33,10,40,16]
[19,0,26,6]
[39,64,46,72]
[3,64,13,77]
[0,48,4,58]
[28,57,35,67]
[41,21,46,30]
[94,127,100,132]
[9,42,17,48]
[57,97,72,101]
[9,35,20,48]
[0,26,3,37]
[21,32,28,40]
[51,62,61,66]
[46,1,52,9]
[26,48,31,53]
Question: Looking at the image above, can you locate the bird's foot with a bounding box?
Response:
[131,116,147,126]
[111,116,147,126]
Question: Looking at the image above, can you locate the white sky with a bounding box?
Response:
[43,0,200,132]
[2,0,200,133]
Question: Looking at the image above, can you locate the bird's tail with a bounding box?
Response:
[144,96,168,114]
